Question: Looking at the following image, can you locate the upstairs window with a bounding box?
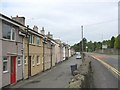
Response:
[32,35,35,44]
[36,37,40,45]
[29,34,32,44]
[11,28,15,40]
[29,34,34,44]
[2,23,16,41]
[3,24,11,40]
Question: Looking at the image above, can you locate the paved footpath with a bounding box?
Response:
[9,55,82,88]
[87,53,119,88]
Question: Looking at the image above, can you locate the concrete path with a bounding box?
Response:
[9,55,82,88]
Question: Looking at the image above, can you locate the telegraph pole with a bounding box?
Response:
[81,25,84,62]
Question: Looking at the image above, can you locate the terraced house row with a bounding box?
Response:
[0,14,75,88]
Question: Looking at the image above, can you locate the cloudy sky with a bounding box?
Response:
[1,0,119,45]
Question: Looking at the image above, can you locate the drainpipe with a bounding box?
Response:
[43,41,45,72]
[26,25,30,79]
[51,43,52,68]
[22,37,24,80]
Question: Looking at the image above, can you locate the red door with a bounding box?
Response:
[10,56,16,84]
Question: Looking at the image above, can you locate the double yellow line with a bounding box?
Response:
[92,56,120,77]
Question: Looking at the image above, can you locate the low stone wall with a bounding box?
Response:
[95,49,120,55]
[68,55,92,88]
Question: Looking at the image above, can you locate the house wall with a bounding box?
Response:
[65,47,69,59]
[24,36,43,79]
[52,45,55,67]
[29,45,43,76]
[17,43,23,81]
[55,43,61,64]
[63,47,66,61]
[69,48,71,57]
[44,42,51,70]
[2,22,23,87]
[23,38,28,79]
[60,45,63,62]
[0,19,2,88]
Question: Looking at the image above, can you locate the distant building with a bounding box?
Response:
[102,45,107,49]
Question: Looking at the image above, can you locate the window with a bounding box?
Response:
[3,24,11,40]
[32,35,35,44]
[3,56,8,73]
[36,37,40,45]
[18,56,21,66]
[2,23,16,41]
[24,56,27,64]
[11,28,15,40]
[29,34,34,44]
[36,56,40,65]
[32,56,35,66]
[29,34,32,43]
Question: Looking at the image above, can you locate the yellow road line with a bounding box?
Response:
[92,56,120,77]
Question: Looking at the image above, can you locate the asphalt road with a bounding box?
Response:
[87,53,119,88]
[91,53,119,70]
[10,55,82,88]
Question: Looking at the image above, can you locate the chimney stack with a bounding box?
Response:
[33,25,38,32]
[47,32,53,39]
[40,27,45,35]
[12,15,25,25]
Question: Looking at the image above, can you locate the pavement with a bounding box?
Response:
[87,53,119,88]
[9,55,82,88]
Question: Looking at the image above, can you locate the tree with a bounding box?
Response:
[114,34,120,49]
[110,36,115,48]
[93,42,97,51]
[71,38,87,52]
[87,41,94,52]
[96,42,102,49]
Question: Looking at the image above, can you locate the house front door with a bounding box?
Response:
[10,56,16,84]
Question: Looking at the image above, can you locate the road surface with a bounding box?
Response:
[87,53,119,88]
[9,55,82,88]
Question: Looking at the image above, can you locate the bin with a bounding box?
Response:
[70,64,77,75]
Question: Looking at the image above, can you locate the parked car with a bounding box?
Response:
[76,55,81,59]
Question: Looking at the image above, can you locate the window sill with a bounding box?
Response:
[18,64,22,67]
[32,64,35,67]
[3,71,9,74]
[2,38,16,42]
[29,43,42,47]
[37,63,40,66]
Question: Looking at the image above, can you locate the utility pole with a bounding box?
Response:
[81,25,84,62]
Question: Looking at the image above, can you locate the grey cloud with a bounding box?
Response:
[1,0,118,45]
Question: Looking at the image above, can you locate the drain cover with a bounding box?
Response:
[30,80,41,83]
